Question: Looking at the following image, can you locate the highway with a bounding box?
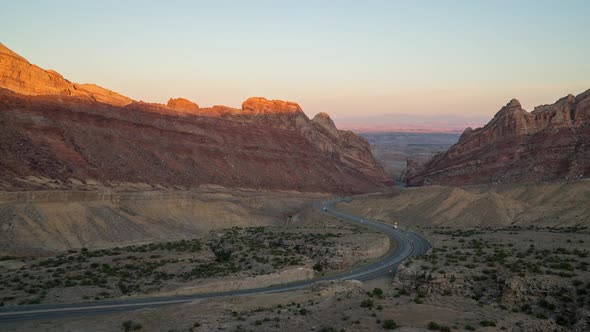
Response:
[0,198,431,322]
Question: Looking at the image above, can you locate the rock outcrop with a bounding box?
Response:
[167,97,199,112]
[407,90,590,186]
[241,97,302,114]
[0,44,391,193]
[312,112,339,136]
[0,43,132,106]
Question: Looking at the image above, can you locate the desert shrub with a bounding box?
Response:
[479,320,496,327]
[360,299,374,308]
[122,320,142,331]
[318,327,338,332]
[427,321,451,331]
[372,288,384,298]
[535,312,548,319]
[313,262,323,272]
[538,298,556,310]
[382,319,398,330]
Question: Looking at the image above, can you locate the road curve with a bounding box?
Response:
[0,198,431,322]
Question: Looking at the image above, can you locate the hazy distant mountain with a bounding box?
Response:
[336,113,489,134]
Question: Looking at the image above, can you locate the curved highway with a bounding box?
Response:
[0,198,431,322]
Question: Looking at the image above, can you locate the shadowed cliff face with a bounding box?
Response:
[0,44,390,193]
[407,90,590,186]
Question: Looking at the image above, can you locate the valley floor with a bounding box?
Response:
[2,180,590,331]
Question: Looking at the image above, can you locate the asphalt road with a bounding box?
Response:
[0,197,431,323]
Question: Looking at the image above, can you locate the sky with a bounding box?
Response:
[1,0,589,131]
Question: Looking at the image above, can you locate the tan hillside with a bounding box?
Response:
[337,179,590,227]
[0,186,327,255]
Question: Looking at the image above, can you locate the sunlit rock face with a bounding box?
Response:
[407,90,590,186]
[241,97,303,114]
[0,43,132,106]
[0,44,391,193]
[167,97,200,112]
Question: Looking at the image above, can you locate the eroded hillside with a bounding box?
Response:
[0,43,390,194]
[337,180,590,227]
[407,91,590,186]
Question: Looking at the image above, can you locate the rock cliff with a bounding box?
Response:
[166,97,200,112]
[407,90,590,186]
[0,44,390,193]
[0,43,132,106]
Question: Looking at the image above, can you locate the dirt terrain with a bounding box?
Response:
[0,185,331,255]
[0,225,387,307]
[7,221,589,332]
[336,180,590,228]
[0,186,389,307]
[4,181,590,331]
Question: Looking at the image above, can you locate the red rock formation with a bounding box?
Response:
[0,45,391,193]
[167,97,199,112]
[407,90,590,186]
[312,112,339,137]
[0,43,132,106]
[242,97,302,114]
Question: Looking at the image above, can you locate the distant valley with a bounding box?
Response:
[360,132,460,181]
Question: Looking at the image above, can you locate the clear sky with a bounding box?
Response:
[1,0,589,130]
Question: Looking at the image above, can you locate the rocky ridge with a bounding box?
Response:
[407,90,590,186]
[0,43,132,106]
[166,97,199,112]
[0,44,390,193]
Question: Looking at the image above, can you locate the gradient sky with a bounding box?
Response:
[1,0,589,130]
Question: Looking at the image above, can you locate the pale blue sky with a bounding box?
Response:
[1,0,589,129]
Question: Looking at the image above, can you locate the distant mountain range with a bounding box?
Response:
[0,43,391,193]
[336,113,489,134]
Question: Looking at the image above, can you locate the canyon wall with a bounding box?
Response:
[0,43,391,194]
[407,90,590,186]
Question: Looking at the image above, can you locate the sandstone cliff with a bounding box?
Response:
[407,90,590,186]
[0,45,390,193]
[167,97,199,112]
[0,43,132,106]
